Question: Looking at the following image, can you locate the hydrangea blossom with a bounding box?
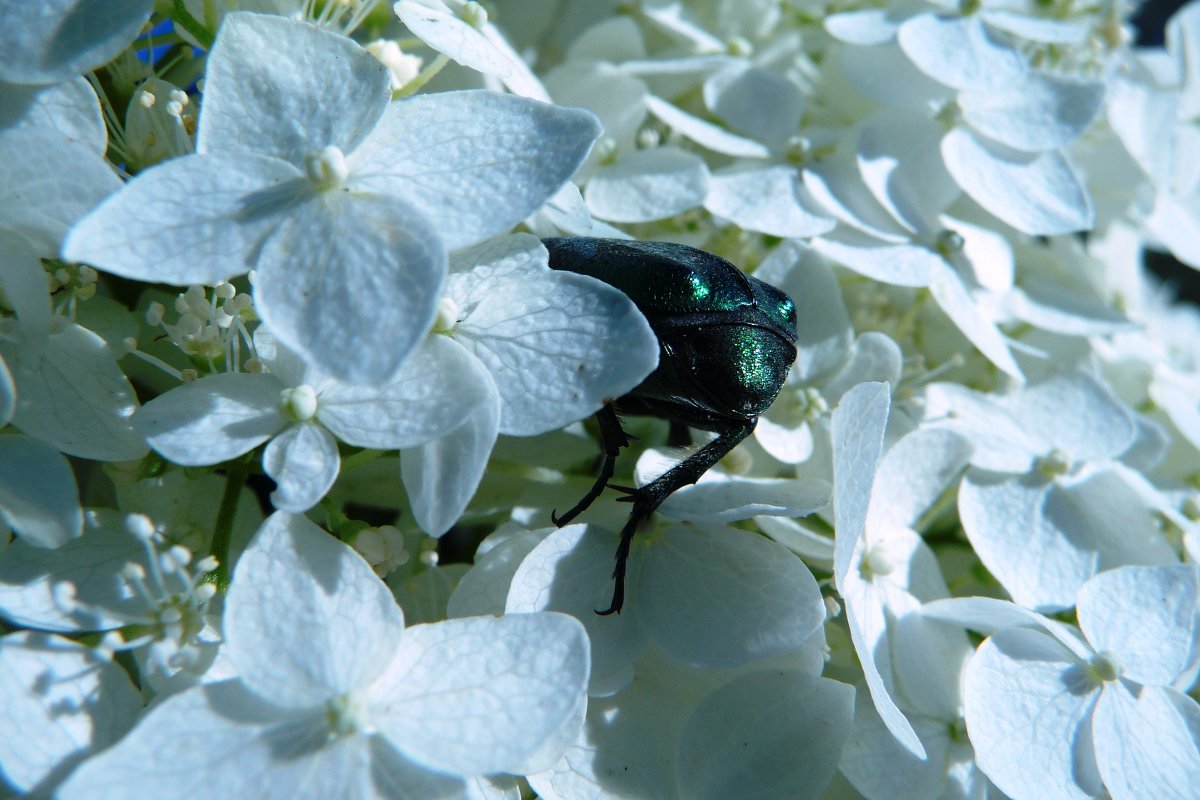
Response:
[4,0,1200,797]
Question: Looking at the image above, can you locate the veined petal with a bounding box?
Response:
[941,128,1093,235]
[253,192,445,385]
[705,165,835,238]
[897,13,1026,91]
[134,372,284,466]
[225,512,407,708]
[831,381,891,587]
[959,72,1104,153]
[0,0,153,85]
[262,422,340,513]
[349,90,601,251]
[199,11,391,163]
[0,435,82,548]
[584,146,710,223]
[370,613,590,776]
[63,152,302,285]
[1092,683,1200,800]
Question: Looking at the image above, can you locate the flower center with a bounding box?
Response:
[305,146,349,190]
[280,385,319,422]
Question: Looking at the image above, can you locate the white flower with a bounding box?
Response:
[134,327,492,514]
[64,12,600,385]
[0,0,153,86]
[58,512,592,799]
[928,564,1200,800]
[0,630,141,793]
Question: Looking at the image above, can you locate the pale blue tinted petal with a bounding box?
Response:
[0,0,153,85]
[370,613,590,776]
[897,13,1026,91]
[199,11,390,162]
[705,164,835,238]
[506,524,647,697]
[349,91,601,251]
[134,372,284,466]
[831,381,891,586]
[225,512,407,708]
[1092,682,1200,800]
[1077,565,1200,688]
[63,152,302,284]
[584,146,710,223]
[0,77,106,152]
[0,631,140,793]
[262,422,340,513]
[637,523,825,669]
[253,193,445,385]
[963,628,1102,800]
[0,435,81,548]
[1,321,146,461]
[400,379,501,537]
[0,127,120,257]
[676,671,853,800]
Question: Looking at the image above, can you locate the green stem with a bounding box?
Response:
[340,447,387,473]
[209,455,251,589]
[171,0,214,50]
[393,52,451,99]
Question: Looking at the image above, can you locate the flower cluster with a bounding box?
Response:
[0,0,1198,798]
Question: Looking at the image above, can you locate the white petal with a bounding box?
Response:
[1092,683,1200,800]
[927,260,1023,379]
[62,152,301,284]
[134,373,284,466]
[0,127,120,257]
[963,628,1103,800]
[642,94,770,158]
[2,321,145,461]
[0,354,13,426]
[704,64,805,147]
[756,414,815,464]
[825,9,905,44]
[401,383,501,537]
[921,382,1038,472]
[0,0,153,85]
[636,523,826,669]
[199,11,390,162]
[839,40,952,111]
[941,128,1093,235]
[349,90,601,251]
[983,10,1090,44]
[506,524,647,697]
[921,596,1092,659]
[262,422,340,513]
[676,671,854,800]
[820,332,904,402]
[0,631,140,792]
[225,512,407,708]
[460,272,658,436]
[897,13,1026,91]
[370,613,589,776]
[56,680,403,800]
[0,77,107,153]
[858,110,960,231]
[958,470,1084,611]
[319,335,494,449]
[831,381,891,587]
[0,231,51,330]
[959,72,1104,152]
[584,146,710,222]
[0,435,81,548]
[705,165,835,238]
[803,151,915,240]
[1000,370,1136,462]
[0,510,147,631]
[449,529,546,619]
[254,193,445,385]
[660,476,830,522]
[755,241,852,382]
[811,231,937,287]
[840,693,957,800]
[1076,564,1200,688]
[868,427,972,533]
[396,2,549,100]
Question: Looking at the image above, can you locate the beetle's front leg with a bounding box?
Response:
[596,417,757,615]
[551,403,631,527]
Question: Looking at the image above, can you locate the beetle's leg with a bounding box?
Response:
[551,403,631,527]
[597,418,757,615]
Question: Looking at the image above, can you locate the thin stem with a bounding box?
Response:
[171,0,214,50]
[393,53,451,99]
[340,448,387,473]
[209,454,252,589]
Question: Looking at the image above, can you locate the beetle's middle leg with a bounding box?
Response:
[551,403,631,527]
[596,417,757,615]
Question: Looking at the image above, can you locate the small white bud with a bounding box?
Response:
[304,146,350,190]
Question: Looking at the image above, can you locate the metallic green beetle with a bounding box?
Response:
[544,237,799,615]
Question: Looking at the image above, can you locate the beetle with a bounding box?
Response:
[543,237,798,615]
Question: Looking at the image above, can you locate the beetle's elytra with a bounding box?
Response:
[543,237,799,615]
